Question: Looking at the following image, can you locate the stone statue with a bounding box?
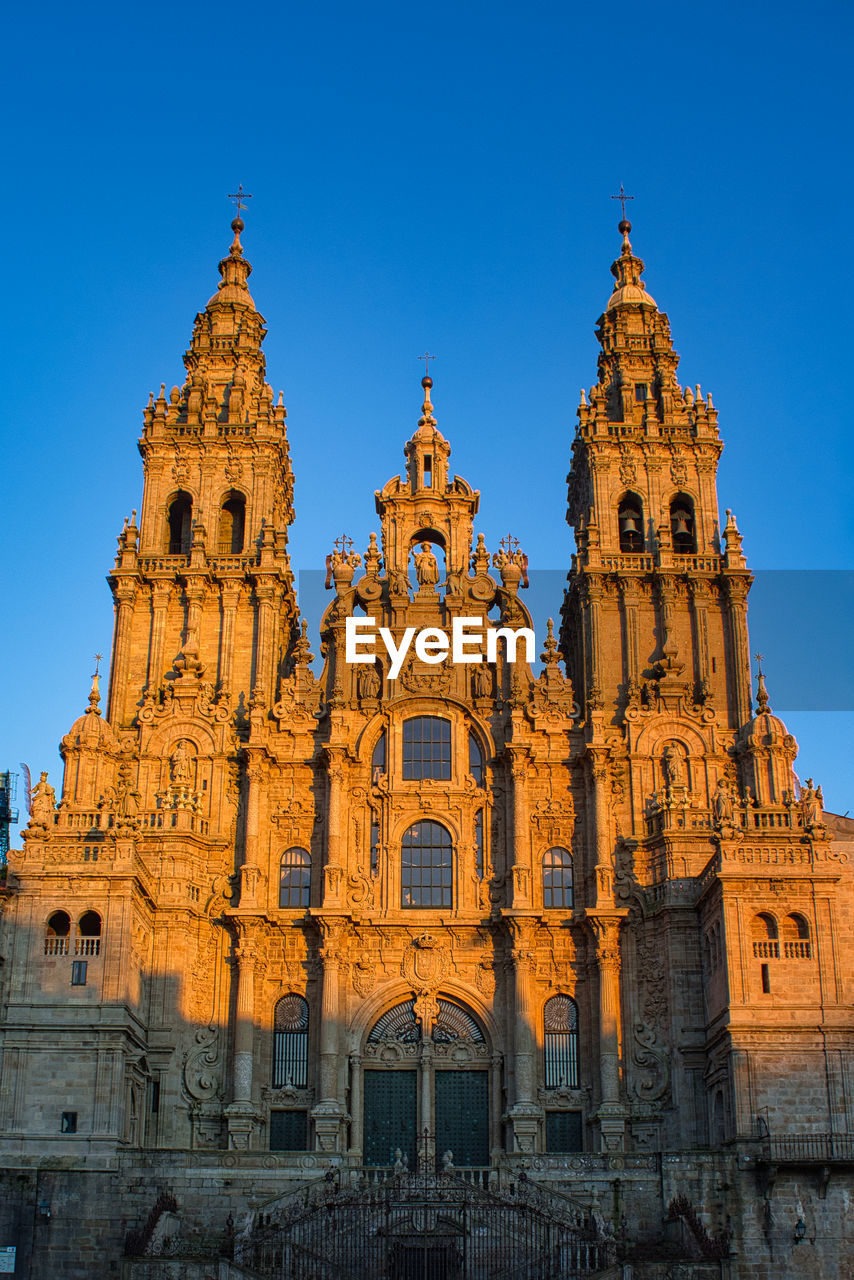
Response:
[801,778,823,830]
[30,772,56,827]
[472,664,492,699]
[358,664,381,699]
[413,541,440,588]
[170,740,193,786]
[663,743,685,788]
[713,777,734,825]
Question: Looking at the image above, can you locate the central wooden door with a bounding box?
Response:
[363,1069,417,1167]
[434,1070,489,1167]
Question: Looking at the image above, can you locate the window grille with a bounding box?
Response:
[401,821,453,908]
[273,995,309,1088]
[544,995,579,1088]
[402,718,451,780]
[543,848,573,909]
[279,848,311,908]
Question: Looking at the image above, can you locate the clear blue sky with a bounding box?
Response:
[2,0,852,827]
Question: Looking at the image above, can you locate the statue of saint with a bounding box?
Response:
[30,772,56,827]
[413,542,440,588]
[801,778,823,830]
[713,777,734,825]
[358,665,381,699]
[170,740,193,786]
[663,743,685,788]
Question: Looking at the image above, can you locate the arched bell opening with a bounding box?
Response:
[617,493,644,553]
[670,493,697,554]
[356,995,497,1170]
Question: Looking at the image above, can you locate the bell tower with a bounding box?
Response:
[108,212,298,729]
[562,215,752,733]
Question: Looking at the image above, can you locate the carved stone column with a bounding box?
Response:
[587,911,628,1152]
[252,579,279,704]
[617,577,640,690]
[312,917,348,1152]
[323,752,346,905]
[218,583,241,694]
[723,577,752,725]
[349,1053,362,1156]
[490,1052,503,1160]
[689,578,712,698]
[508,752,531,907]
[146,581,172,696]
[583,574,605,707]
[506,918,541,1153]
[420,1036,435,1157]
[587,748,613,905]
[241,756,264,898]
[107,580,137,722]
[225,921,263,1149]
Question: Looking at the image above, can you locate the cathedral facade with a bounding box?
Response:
[1,214,853,1279]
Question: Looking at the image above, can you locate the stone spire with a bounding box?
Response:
[404,375,451,493]
[606,218,658,312]
[141,211,280,441]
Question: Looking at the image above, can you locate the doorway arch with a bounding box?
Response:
[360,996,494,1169]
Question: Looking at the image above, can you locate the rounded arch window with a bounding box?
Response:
[167,492,193,555]
[78,911,102,937]
[543,848,573,909]
[618,494,644,553]
[77,910,102,957]
[45,911,70,955]
[401,820,453,908]
[544,995,579,1088]
[670,493,697,554]
[273,995,309,1088]
[468,732,484,786]
[784,912,812,958]
[218,492,246,554]
[402,717,451,780]
[279,848,311,908]
[371,730,387,783]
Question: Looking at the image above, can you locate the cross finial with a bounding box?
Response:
[611,183,634,222]
[418,351,436,377]
[93,653,103,676]
[333,533,354,557]
[499,533,521,556]
[754,652,765,676]
[228,184,253,218]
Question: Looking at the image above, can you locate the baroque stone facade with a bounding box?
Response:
[1,214,853,1278]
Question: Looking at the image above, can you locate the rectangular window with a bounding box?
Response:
[269,1109,308,1151]
[71,961,88,986]
[545,1111,582,1153]
[761,963,771,994]
[402,717,451,780]
[61,1111,78,1134]
[634,383,648,402]
[423,455,432,487]
[150,1080,160,1114]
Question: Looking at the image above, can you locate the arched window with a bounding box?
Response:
[543,848,573,909]
[751,912,779,958]
[544,995,579,1089]
[468,732,484,786]
[670,494,697,554]
[77,911,102,956]
[45,910,70,956]
[279,848,311,908]
[401,820,453,907]
[273,995,309,1088]
[167,492,193,555]
[371,731,387,784]
[402,717,451,780]
[783,913,812,958]
[618,495,644,553]
[218,493,246,554]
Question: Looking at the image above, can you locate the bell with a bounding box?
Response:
[672,513,691,536]
[620,512,640,534]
